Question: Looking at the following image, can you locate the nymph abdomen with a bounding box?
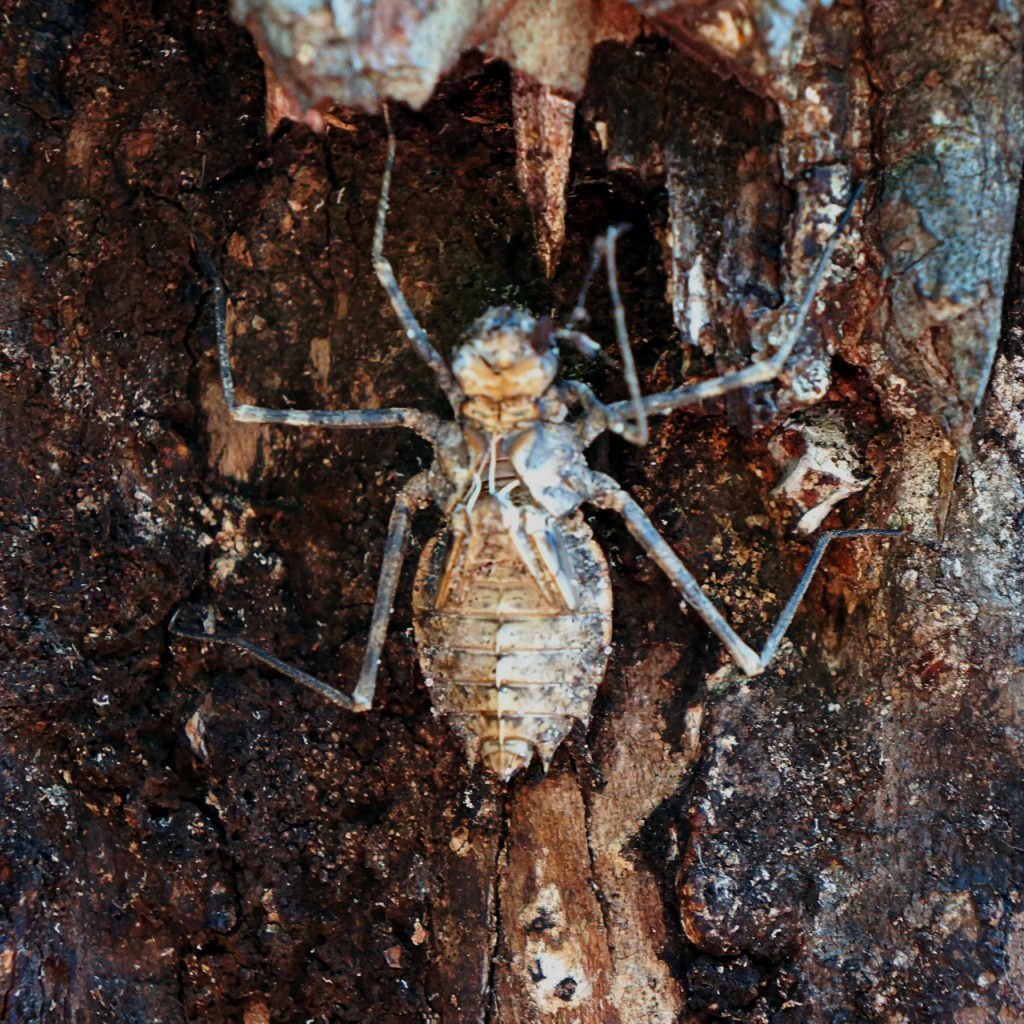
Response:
[413,496,613,779]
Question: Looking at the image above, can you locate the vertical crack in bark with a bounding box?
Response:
[484,784,512,1024]
[577,764,617,969]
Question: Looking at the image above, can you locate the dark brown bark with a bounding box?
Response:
[2,2,1023,1022]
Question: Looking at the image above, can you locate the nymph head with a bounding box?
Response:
[451,306,558,400]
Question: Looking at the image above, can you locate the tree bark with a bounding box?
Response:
[2,1,1023,1022]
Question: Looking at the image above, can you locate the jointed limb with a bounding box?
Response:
[373,106,465,412]
[605,181,866,421]
[192,234,441,441]
[755,524,900,665]
[560,378,635,448]
[555,226,649,445]
[170,473,430,711]
[587,474,898,676]
[589,480,762,674]
[169,607,367,711]
[352,472,430,706]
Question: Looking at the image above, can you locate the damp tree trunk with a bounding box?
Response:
[2,1,1024,1022]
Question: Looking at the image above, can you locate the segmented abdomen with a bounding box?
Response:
[412,497,613,779]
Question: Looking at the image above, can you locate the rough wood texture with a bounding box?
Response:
[2,1,1023,1022]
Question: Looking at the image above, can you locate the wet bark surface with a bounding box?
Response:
[2,1,1023,1022]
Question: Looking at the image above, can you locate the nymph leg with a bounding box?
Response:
[587,474,898,676]
[171,472,431,710]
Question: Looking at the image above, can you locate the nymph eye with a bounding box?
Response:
[529,315,554,354]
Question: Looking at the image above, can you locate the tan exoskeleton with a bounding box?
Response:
[172,113,898,781]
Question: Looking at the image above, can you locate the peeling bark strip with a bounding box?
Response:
[3,1,1024,1022]
[495,773,616,1020]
